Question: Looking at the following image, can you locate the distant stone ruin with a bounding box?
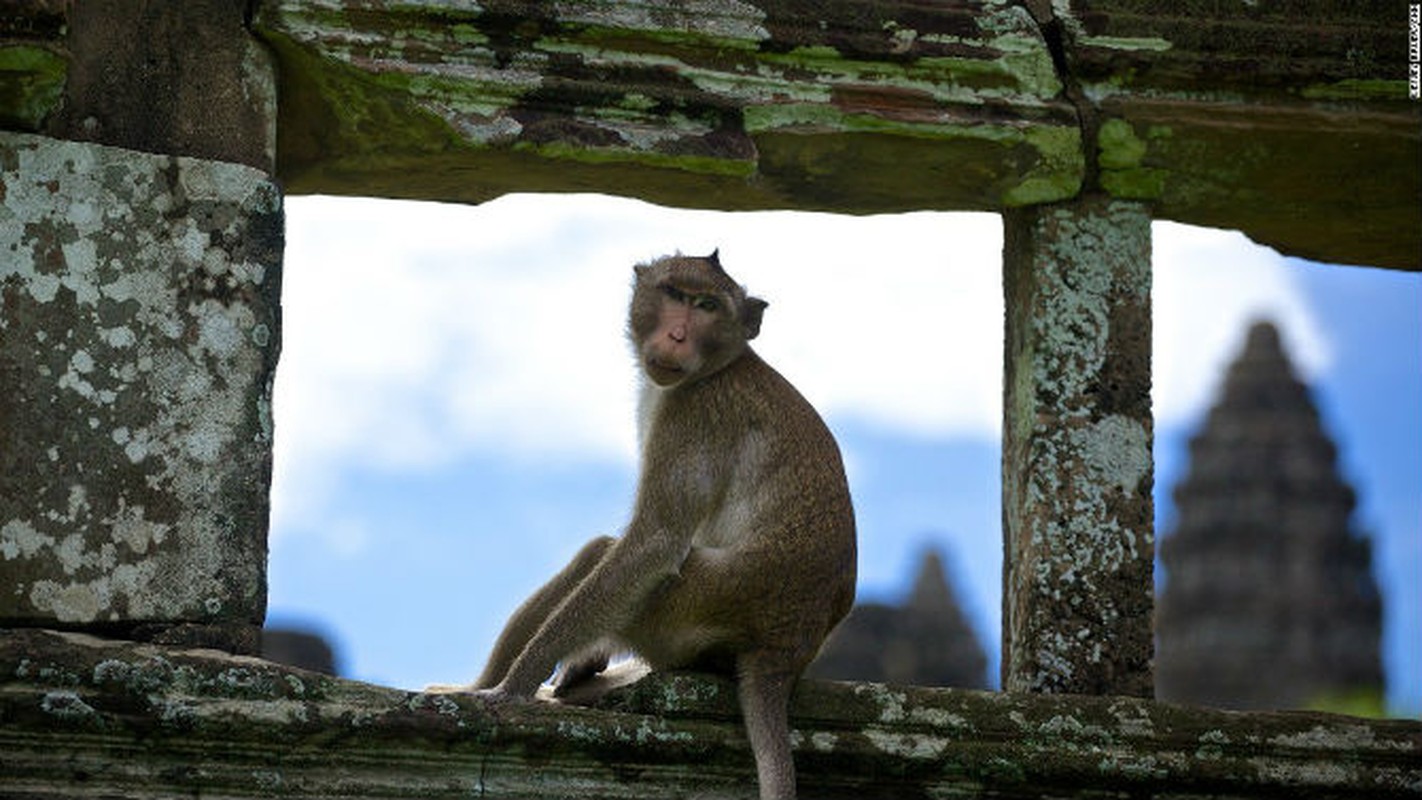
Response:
[261,626,341,676]
[810,547,989,689]
[1158,321,1385,712]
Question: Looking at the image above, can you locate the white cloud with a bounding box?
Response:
[1152,221,1331,428]
[272,196,1329,539]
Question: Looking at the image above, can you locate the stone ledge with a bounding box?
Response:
[3,629,1418,798]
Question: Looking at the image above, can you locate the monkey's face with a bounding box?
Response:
[638,281,735,387]
[630,255,765,388]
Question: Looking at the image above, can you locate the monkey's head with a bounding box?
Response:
[629,250,768,388]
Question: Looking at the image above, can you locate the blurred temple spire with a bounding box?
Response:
[262,626,342,676]
[1157,320,1384,712]
[809,544,988,689]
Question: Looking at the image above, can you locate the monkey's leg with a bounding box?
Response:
[551,649,611,697]
[473,535,615,690]
[737,654,799,800]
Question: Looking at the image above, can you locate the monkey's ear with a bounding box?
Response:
[742,297,768,340]
[706,249,722,270]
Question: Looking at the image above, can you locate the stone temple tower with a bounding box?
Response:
[1157,321,1384,711]
[809,547,989,689]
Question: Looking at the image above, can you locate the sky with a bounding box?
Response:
[267,193,1420,716]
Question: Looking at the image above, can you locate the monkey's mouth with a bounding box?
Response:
[644,357,686,385]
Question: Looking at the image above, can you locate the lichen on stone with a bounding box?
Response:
[0,131,281,629]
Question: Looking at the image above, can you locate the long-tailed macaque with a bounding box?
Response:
[441,251,856,800]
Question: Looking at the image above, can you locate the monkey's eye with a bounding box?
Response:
[662,285,688,304]
[692,295,720,313]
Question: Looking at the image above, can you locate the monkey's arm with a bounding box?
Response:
[483,503,701,697]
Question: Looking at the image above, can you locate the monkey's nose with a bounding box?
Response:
[669,325,687,342]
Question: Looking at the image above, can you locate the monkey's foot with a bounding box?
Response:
[552,655,611,698]
[548,659,652,706]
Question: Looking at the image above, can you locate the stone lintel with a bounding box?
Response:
[1002,195,1154,697]
[249,0,1418,270]
[253,0,1084,212]
[3,629,1419,799]
[0,132,282,650]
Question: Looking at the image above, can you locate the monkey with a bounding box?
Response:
[436,251,856,800]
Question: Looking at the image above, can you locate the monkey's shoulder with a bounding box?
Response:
[644,350,840,466]
[724,350,827,417]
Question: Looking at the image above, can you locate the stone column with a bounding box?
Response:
[0,1,280,653]
[1000,196,1154,697]
[0,132,282,652]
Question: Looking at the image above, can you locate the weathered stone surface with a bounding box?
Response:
[1056,0,1421,270]
[1002,196,1154,697]
[254,0,1083,213]
[250,0,1418,269]
[0,132,282,642]
[3,629,1419,799]
[0,0,277,170]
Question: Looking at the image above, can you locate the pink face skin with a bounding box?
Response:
[641,285,725,387]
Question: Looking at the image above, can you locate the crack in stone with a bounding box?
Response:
[1022,1,1101,195]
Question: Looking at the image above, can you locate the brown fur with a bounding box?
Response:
[448,252,856,800]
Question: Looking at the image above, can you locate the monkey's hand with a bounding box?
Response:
[422,682,532,704]
[422,682,475,695]
[470,684,532,705]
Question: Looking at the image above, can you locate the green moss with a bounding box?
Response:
[0,45,68,130]
[743,102,841,132]
[1304,688,1388,719]
[1098,119,1146,170]
[754,40,1060,102]
[1301,79,1410,101]
[1101,168,1167,199]
[1097,119,1168,200]
[783,45,842,62]
[449,23,490,47]
[1005,175,1079,206]
[1003,126,1084,206]
[1079,36,1172,52]
[570,24,763,58]
[513,139,756,178]
[747,110,1082,207]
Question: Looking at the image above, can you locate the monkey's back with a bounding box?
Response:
[633,349,857,671]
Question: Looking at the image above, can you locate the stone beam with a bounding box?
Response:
[3,629,1420,799]
[246,0,1418,269]
[252,0,1082,213]
[1050,0,1420,271]
[1002,197,1154,696]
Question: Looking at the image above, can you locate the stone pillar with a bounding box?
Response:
[0,131,282,652]
[0,0,279,653]
[1000,196,1154,697]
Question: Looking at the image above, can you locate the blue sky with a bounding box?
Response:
[268,194,1419,716]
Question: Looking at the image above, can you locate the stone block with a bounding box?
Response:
[4,629,1420,799]
[1001,196,1154,697]
[47,0,278,171]
[0,131,281,649]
